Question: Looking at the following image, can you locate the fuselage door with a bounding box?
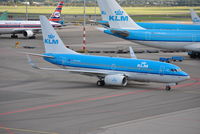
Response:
[20,23,24,28]
[145,32,151,40]
[111,64,116,70]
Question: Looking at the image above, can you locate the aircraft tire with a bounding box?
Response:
[29,36,36,39]
[97,80,105,86]
[11,35,18,38]
[165,86,171,91]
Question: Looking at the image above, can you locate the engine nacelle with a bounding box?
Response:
[104,74,128,86]
[23,30,34,37]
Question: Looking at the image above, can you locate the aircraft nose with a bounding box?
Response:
[182,71,190,80]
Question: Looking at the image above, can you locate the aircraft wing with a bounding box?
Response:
[33,67,116,77]
[184,43,200,51]
[26,54,118,77]
[23,52,54,58]
[110,29,130,37]
[12,28,41,34]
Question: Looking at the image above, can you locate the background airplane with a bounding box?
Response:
[0,11,8,20]
[97,0,200,59]
[24,15,189,91]
[190,9,200,24]
[96,0,200,30]
[0,1,64,39]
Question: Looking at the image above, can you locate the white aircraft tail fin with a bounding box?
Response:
[97,0,107,21]
[190,9,200,24]
[98,0,144,30]
[40,15,78,54]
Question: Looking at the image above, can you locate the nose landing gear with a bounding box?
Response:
[165,85,171,91]
[165,83,177,91]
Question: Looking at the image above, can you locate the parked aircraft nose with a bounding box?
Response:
[181,71,190,81]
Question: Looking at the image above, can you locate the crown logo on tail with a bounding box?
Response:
[101,11,106,15]
[48,34,55,39]
[114,10,124,15]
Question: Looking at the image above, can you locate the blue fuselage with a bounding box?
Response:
[43,53,188,77]
[104,29,200,42]
[97,20,200,31]
[138,22,200,31]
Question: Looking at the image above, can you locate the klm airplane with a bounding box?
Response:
[24,16,189,90]
[191,9,200,24]
[97,0,200,59]
[97,0,200,30]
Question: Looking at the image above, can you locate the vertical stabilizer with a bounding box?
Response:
[49,1,64,24]
[98,0,144,30]
[0,11,8,20]
[97,0,107,21]
[40,15,78,54]
[190,9,200,24]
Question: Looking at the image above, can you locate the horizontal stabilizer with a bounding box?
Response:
[96,27,108,32]
[110,29,130,37]
[21,52,54,58]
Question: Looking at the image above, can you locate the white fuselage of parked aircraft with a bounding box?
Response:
[0,20,60,34]
[0,1,64,39]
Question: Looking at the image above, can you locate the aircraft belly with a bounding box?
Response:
[132,40,192,50]
[57,66,185,84]
[0,28,15,34]
[126,72,184,83]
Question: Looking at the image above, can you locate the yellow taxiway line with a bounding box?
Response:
[0,126,59,134]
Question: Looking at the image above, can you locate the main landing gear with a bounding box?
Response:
[11,34,18,38]
[28,35,36,39]
[97,78,105,86]
[188,51,200,59]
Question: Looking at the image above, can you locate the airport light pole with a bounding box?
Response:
[94,0,97,22]
[25,0,28,20]
[82,0,87,52]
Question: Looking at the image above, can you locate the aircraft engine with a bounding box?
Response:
[23,30,34,38]
[104,74,127,86]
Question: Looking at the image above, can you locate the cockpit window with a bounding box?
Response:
[170,68,181,72]
[170,69,177,72]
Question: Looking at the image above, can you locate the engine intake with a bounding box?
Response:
[23,30,34,37]
[104,74,127,86]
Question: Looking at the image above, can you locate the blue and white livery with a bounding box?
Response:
[190,9,200,24]
[97,1,200,30]
[25,16,190,90]
[97,0,200,58]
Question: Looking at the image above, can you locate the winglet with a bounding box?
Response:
[97,0,144,30]
[190,9,200,24]
[26,54,40,69]
[129,46,137,59]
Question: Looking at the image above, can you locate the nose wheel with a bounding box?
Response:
[165,85,171,91]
